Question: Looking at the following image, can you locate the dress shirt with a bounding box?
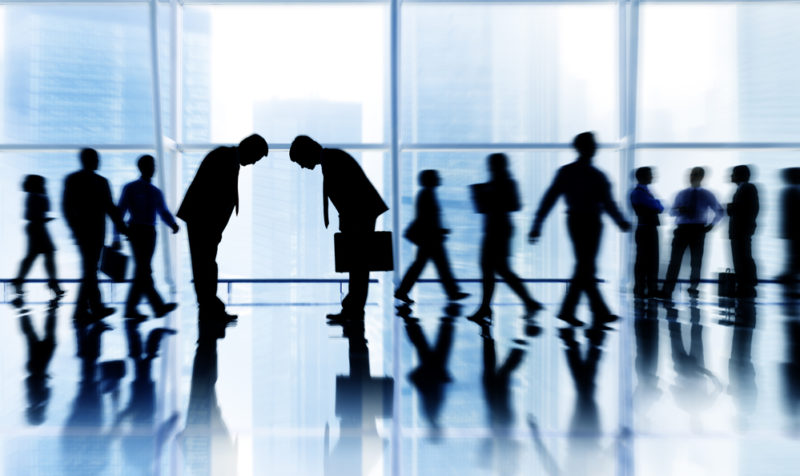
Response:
[670,186,724,226]
[118,179,177,228]
[630,184,663,226]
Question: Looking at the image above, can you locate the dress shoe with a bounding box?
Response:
[557,314,584,327]
[467,307,492,324]
[95,307,116,319]
[394,290,414,304]
[124,310,148,321]
[326,309,363,322]
[687,288,700,298]
[155,302,178,318]
[448,291,470,301]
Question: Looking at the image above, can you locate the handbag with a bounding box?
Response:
[718,268,736,298]
[334,231,394,272]
[100,245,128,282]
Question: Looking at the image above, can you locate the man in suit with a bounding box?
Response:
[289,135,388,321]
[728,165,759,298]
[529,132,631,327]
[177,134,269,322]
[63,148,128,322]
[630,167,664,298]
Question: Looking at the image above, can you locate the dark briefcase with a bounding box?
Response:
[334,231,394,272]
[718,268,736,298]
[100,245,128,282]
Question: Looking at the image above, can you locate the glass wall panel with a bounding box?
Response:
[0,5,155,145]
[182,5,388,145]
[638,4,800,142]
[401,3,618,144]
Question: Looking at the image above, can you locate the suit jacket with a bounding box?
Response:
[782,185,800,240]
[728,182,759,239]
[177,146,240,236]
[321,148,388,230]
[62,169,124,244]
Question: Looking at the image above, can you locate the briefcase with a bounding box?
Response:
[100,245,128,282]
[334,231,394,272]
[718,268,736,298]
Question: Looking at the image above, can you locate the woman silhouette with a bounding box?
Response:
[469,154,541,322]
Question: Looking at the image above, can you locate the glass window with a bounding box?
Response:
[401,3,619,144]
[182,5,388,145]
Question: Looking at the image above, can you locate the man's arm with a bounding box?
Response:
[708,190,725,226]
[529,171,564,241]
[602,176,631,231]
[103,179,127,237]
[156,188,180,233]
[630,187,664,212]
[113,184,130,243]
[62,175,76,231]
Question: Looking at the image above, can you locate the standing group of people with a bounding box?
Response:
[10,130,796,330]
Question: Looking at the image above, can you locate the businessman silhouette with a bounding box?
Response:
[630,167,664,298]
[396,170,468,304]
[177,134,268,323]
[530,132,630,327]
[116,155,180,320]
[290,135,388,321]
[62,148,128,322]
[727,165,759,298]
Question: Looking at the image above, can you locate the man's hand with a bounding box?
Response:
[704,224,713,233]
[528,228,541,244]
[171,223,180,234]
[620,220,632,232]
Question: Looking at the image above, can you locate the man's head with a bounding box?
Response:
[573,132,597,160]
[783,167,800,185]
[731,165,750,184]
[488,153,509,179]
[137,154,156,180]
[635,166,653,185]
[419,169,440,188]
[22,175,46,194]
[289,135,323,170]
[689,166,705,187]
[238,134,269,166]
[80,148,99,171]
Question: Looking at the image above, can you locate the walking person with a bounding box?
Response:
[630,167,664,298]
[468,153,542,323]
[116,155,180,320]
[660,167,724,301]
[12,175,64,304]
[529,132,630,327]
[395,170,468,304]
[63,148,128,321]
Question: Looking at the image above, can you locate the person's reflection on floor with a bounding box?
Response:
[114,320,178,474]
[781,297,800,435]
[398,303,458,437]
[634,298,662,416]
[179,321,236,476]
[325,319,393,476]
[20,300,58,425]
[728,300,757,430]
[560,326,613,476]
[667,301,722,432]
[471,318,524,476]
[60,318,113,475]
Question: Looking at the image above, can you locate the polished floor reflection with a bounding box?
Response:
[2,282,799,475]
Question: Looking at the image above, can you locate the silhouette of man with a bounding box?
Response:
[630,167,664,298]
[395,170,468,304]
[289,135,388,321]
[779,168,800,293]
[177,134,268,322]
[529,132,631,327]
[62,148,128,322]
[660,167,724,300]
[727,165,759,298]
[116,155,180,319]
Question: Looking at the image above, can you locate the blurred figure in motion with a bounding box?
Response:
[469,153,542,323]
[116,154,180,320]
[728,299,757,430]
[20,300,58,425]
[634,298,662,414]
[397,303,458,436]
[779,167,800,297]
[290,135,388,322]
[630,167,664,299]
[62,148,128,322]
[12,175,64,305]
[530,132,630,327]
[178,134,268,324]
[660,167,724,301]
[395,170,469,304]
[727,165,759,299]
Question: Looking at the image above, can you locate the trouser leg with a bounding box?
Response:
[397,247,430,295]
[187,223,223,315]
[663,227,689,297]
[688,226,705,292]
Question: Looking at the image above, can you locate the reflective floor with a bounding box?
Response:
[2,281,800,475]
